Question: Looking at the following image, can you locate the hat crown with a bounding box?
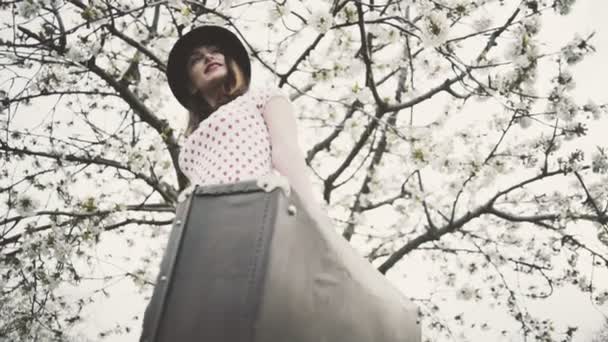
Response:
[166,25,251,110]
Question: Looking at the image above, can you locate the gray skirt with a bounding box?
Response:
[139,179,420,342]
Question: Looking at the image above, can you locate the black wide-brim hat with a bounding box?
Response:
[167,25,251,110]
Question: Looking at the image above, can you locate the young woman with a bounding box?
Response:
[139,25,420,342]
[167,25,325,219]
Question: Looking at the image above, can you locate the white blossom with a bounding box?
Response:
[505,29,539,64]
[472,17,492,31]
[513,54,533,69]
[429,141,454,173]
[336,1,357,22]
[359,193,371,206]
[366,177,383,194]
[520,80,538,98]
[583,100,602,120]
[341,57,364,79]
[49,225,72,264]
[486,249,507,266]
[551,95,578,122]
[84,218,103,237]
[489,112,509,131]
[393,198,408,213]
[522,15,541,35]
[415,0,435,13]
[312,68,332,82]
[501,231,522,246]
[556,69,575,91]
[407,184,432,204]
[126,145,149,171]
[554,0,575,15]
[518,115,532,129]
[451,0,471,16]
[576,275,590,292]
[591,149,608,174]
[352,211,367,225]
[375,27,400,44]
[17,0,41,19]
[21,232,40,258]
[269,1,291,21]
[131,267,157,292]
[503,36,521,61]
[352,84,373,104]
[596,291,608,305]
[456,283,477,301]
[410,143,430,168]
[175,6,196,27]
[16,194,40,216]
[522,154,539,168]
[535,248,552,265]
[560,34,590,65]
[310,7,333,33]
[420,12,449,47]
[475,166,496,188]
[66,37,102,62]
[308,47,330,68]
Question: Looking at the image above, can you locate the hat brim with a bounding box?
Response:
[167,26,251,110]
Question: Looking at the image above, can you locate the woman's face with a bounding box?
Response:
[187,45,228,96]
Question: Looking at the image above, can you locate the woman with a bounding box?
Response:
[139,25,420,342]
[139,24,324,341]
[168,25,325,219]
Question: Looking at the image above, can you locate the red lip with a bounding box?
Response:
[205,62,222,73]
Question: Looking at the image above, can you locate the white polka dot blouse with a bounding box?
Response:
[178,86,286,186]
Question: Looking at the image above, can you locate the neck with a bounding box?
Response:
[201,86,226,109]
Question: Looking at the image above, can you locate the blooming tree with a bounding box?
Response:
[1,0,607,341]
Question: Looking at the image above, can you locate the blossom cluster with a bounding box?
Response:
[591,148,608,174]
[268,1,291,21]
[500,14,542,94]
[544,67,587,128]
[582,100,604,120]
[66,36,102,62]
[560,34,594,65]
[420,11,450,47]
[309,6,333,33]
[17,0,64,19]
[554,0,576,15]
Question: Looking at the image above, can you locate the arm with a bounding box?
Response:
[262,96,326,219]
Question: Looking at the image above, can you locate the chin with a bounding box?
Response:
[204,67,228,83]
[197,76,228,95]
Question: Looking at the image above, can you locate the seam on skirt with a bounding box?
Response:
[149,187,196,341]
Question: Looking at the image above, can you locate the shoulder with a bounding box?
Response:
[249,86,288,108]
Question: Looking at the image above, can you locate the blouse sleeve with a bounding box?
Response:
[255,86,288,113]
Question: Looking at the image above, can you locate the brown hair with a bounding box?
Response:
[184,55,249,137]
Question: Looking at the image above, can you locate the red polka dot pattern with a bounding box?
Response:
[178,86,285,185]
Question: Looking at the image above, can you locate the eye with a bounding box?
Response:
[188,55,202,65]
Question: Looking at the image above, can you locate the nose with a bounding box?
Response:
[203,57,218,72]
